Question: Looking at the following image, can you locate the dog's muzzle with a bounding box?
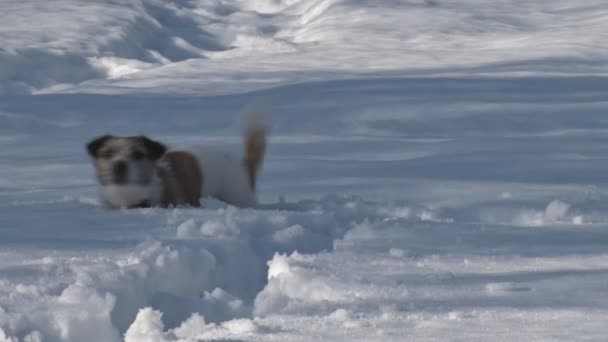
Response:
[112,161,128,184]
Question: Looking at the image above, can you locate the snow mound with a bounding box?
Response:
[125,307,260,342]
[0,195,394,340]
[254,252,346,316]
[5,0,608,93]
[124,308,165,342]
[0,0,230,93]
[0,49,104,94]
[516,200,584,227]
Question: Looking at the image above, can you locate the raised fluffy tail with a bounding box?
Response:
[243,109,268,190]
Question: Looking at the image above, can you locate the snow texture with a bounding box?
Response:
[1,0,608,341]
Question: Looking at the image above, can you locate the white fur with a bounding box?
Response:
[101,184,161,208]
[173,145,258,208]
[241,107,268,134]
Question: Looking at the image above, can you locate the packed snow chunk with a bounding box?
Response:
[221,318,258,335]
[204,288,245,313]
[254,252,344,316]
[176,219,199,238]
[198,288,247,323]
[267,253,291,279]
[172,314,258,340]
[485,282,533,295]
[141,242,216,296]
[124,307,166,342]
[22,331,42,342]
[515,200,578,227]
[2,302,59,342]
[272,224,306,243]
[233,0,301,14]
[327,308,352,321]
[90,57,154,79]
[341,220,376,241]
[0,328,16,342]
[71,241,219,334]
[417,209,453,223]
[53,284,120,342]
[544,200,571,222]
[200,218,236,237]
[0,306,19,340]
[572,216,584,225]
[172,313,209,340]
[253,253,294,316]
[516,210,546,227]
[378,206,412,220]
[419,210,437,222]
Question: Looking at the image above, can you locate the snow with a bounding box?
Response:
[2,0,608,341]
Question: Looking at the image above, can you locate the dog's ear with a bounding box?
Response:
[86,135,112,158]
[139,136,167,160]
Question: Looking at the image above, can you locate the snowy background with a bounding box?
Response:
[2,0,608,341]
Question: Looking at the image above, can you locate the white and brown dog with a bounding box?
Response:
[86,115,267,209]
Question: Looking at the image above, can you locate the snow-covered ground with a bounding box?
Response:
[2,0,608,341]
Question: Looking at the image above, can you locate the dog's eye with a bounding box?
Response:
[132,151,145,160]
[101,150,114,159]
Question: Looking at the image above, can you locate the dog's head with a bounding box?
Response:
[86,135,166,187]
[86,135,167,208]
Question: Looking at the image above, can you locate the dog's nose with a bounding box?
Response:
[112,161,128,183]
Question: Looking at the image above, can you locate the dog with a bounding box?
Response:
[86,114,267,209]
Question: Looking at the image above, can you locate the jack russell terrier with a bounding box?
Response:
[86,114,267,209]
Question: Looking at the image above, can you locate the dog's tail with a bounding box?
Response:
[243,108,268,190]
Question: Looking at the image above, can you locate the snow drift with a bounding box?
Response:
[2,0,608,341]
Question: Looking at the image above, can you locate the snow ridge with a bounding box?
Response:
[3,0,607,93]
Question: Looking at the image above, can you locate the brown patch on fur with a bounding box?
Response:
[160,151,203,207]
[137,136,167,160]
[244,125,266,190]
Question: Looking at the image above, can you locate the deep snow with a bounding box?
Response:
[2,0,608,341]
